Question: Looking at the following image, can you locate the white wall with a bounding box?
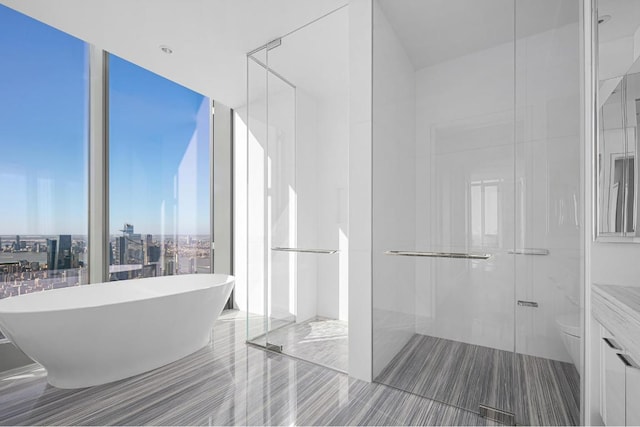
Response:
[592,243,640,287]
[348,0,373,382]
[315,93,350,321]
[295,90,320,323]
[371,0,417,377]
[286,88,348,324]
[267,83,297,323]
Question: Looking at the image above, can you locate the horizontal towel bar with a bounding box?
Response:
[384,251,491,260]
[272,247,338,254]
[508,248,550,256]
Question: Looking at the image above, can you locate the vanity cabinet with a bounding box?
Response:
[601,333,626,426]
[593,284,640,426]
[600,326,640,426]
[626,358,640,426]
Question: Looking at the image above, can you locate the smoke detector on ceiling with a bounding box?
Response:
[159,45,173,54]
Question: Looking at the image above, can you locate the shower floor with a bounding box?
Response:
[375,334,580,426]
[265,317,348,372]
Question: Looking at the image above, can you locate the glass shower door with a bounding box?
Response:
[246,47,269,347]
[249,10,350,371]
[246,44,296,349]
[372,0,582,424]
[371,0,516,421]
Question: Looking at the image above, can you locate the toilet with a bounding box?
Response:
[556,312,581,369]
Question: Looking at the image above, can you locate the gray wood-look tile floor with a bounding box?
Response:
[265,316,348,372]
[0,310,502,426]
[375,334,580,426]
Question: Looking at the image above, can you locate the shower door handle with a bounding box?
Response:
[508,248,550,256]
[384,250,491,260]
[272,247,338,254]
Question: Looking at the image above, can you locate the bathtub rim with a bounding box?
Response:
[0,273,234,315]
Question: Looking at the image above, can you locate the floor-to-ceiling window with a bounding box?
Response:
[0,5,89,304]
[108,55,211,281]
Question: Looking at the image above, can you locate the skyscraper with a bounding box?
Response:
[166,259,175,276]
[58,235,72,269]
[109,241,114,265]
[46,239,57,271]
[58,235,71,254]
[122,224,134,236]
[144,234,153,264]
[148,245,161,263]
[118,236,127,265]
[14,235,20,251]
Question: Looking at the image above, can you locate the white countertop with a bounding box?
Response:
[593,284,640,363]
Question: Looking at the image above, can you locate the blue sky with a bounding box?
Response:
[0,4,210,236]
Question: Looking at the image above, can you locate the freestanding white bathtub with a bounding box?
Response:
[0,273,234,389]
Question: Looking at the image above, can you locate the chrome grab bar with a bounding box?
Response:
[508,248,550,256]
[272,247,338,254]
[384,250,491,260]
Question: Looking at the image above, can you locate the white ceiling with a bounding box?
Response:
[377,0,579,71]
[598,0,640,44]
[0,0,347,108]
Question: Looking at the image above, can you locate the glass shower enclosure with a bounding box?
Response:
[371,0,583,425]
[244,6,350,373]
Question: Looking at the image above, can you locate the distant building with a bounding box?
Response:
[109,241,114,265]
[14,235,20,251]
[58,235,71,254]
[118,236,127,265]
[148,245,161,263]
[58,235,72,269]
[46,239,57,270]
[166,258,175,276]
[144,234,153,264]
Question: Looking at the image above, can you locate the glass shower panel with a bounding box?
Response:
[246,48,269,346]
[246,45,297,349]
[267,68,297,334]
[372,0,516,419]
[513,1,581,424]
[253,6,350,371]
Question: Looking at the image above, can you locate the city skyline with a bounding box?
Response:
[0,4,211,236]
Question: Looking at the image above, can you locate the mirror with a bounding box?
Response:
[596,0,640,240]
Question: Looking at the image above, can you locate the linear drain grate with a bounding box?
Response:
[479,404,515,425]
